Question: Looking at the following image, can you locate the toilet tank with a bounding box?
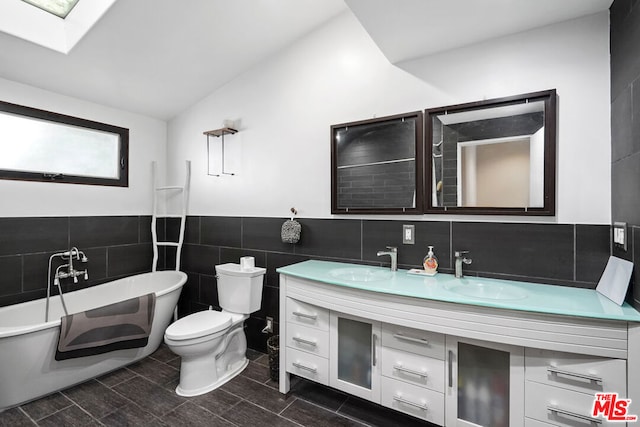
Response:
[215,263,266,314]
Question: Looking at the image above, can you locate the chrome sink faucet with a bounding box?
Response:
[454,250,472,278]
[377,246,398,271]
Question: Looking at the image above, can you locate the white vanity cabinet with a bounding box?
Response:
[278,263,640,427]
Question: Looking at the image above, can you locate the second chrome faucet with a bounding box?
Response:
[377,246,398,271]
[454,251,472,278]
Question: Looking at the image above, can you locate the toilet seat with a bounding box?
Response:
[165,310,232,340]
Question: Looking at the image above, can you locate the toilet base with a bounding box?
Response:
[175,356,248,397]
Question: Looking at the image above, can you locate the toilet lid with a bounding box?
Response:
[165,310,232,340]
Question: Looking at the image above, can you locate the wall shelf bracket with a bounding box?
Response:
[204,127,238,176]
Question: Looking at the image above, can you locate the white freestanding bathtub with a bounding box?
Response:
[0,270,186,411]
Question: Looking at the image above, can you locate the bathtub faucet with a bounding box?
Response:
[55,247,89,284]
[54,264,89,285]
[67,247,88,283]
[46,247,89,321]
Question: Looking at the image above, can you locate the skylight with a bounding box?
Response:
[0,0,117,53]
[21,0,79,19]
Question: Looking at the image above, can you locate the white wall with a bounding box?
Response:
[0,77,167,217]
[167,10,611,224]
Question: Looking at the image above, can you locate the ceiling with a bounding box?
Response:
[0,0,347,120]
[346,0,613,64]
[0,0,613,121]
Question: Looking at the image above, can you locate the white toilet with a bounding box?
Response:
[164,263,266,397]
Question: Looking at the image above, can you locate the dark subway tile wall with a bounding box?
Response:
[0,216,69,256]
[612,152,640,226]
[0,215,615,352]
[179,216,611,352]
[576,225,612,284]
[201,216,242,247]
[634,227,640,308]
[0,255,21,296]
[243,217,295,254]
[295,218,362,259]
[362,220,450,269]
[0,216,154,308]
[451,222,575,282]
[108,244,154,277]
[611,0,640,309]
[70,216,140,248]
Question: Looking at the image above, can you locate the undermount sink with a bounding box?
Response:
[329,267,393,282]
[445,280,528,301]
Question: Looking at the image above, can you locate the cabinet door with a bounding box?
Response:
[446,336,524,427]
[329,312,381,402]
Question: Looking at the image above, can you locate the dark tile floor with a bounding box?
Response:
[0,345,435,426]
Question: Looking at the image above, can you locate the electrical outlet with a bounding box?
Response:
[263,316,274,334]
[614,222,627,251]
[403,224,415,244]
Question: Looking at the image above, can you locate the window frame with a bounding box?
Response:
[0,100,129,187]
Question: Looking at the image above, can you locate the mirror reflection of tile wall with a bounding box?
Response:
[336,120,416,209]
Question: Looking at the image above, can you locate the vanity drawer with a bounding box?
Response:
[525,380,617,426]
[286,297,329,331]
[285,347,329,385]
[525,418,555,427]
[525,348,626,395]
[286,322,329,358]
[381,347,445,392]
[381,376,444,425]
[381,323,445,359]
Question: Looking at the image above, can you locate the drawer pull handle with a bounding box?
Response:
[393,395,428,411]
[547,366,603,383]
[393,364,428,378]
[547,406,602,424]
[292,362,317,373]
[393,333,430,346]
[292,336,317,347]
[292,311,317,320]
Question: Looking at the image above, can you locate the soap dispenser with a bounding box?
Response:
[423,246,438,276]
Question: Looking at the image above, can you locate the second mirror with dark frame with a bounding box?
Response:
[426,89,557,216]
[331,111,424,214]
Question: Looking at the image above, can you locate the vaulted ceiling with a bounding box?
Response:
[0,0,612,120]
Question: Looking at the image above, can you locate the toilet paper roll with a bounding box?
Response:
[240,256,255,270]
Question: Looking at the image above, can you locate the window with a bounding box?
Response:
[0,100,129,187]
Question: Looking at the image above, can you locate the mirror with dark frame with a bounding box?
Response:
[425,89,556,216]
[331,111,423,214]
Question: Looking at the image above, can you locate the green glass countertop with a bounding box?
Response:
[276,260,640,322]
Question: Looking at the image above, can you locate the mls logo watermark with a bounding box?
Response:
[592,393,638,422]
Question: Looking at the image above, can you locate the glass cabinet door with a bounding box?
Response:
[330,312,381,402]
[446,336,524,426]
